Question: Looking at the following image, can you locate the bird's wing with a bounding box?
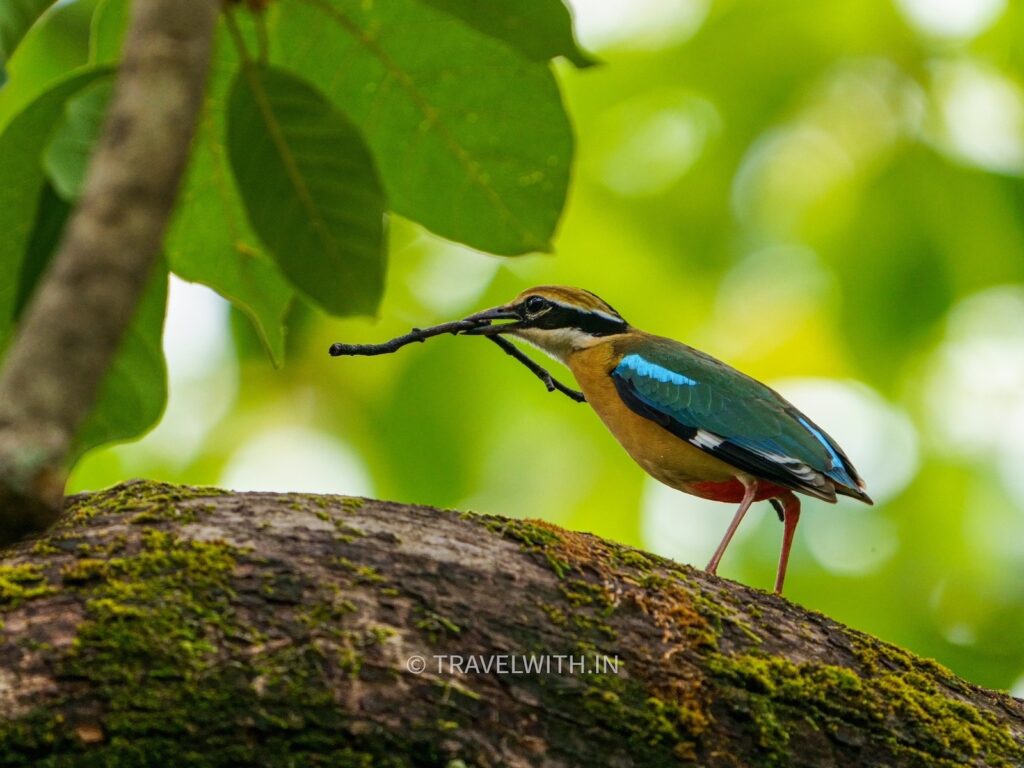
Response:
[610,336,870,503]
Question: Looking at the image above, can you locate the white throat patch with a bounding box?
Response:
[511,326,603,364]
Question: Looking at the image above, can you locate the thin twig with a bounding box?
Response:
[486,336,585,403]
[329,320,481,357]
[329,322,586,403]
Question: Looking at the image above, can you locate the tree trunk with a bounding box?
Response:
[0,0,216,542]
[0,481,1021,767]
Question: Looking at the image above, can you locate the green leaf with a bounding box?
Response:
[0,0,96,130]
[271,0,572,255]
[0,0,55,63]
[420,0,593,67]
[227,63,387,316]
[15,182,71,320]
[89,0,127,64]
[71,263,169,462]
[0,67,113,348]
[43,79,113,200]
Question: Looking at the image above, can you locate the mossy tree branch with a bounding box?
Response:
[0,0,217,545]
[0,481,1021,766]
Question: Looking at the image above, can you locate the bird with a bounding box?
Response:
[462,285,872,594]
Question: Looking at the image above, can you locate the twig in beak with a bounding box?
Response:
[329,319,482,357]
[328,320,586,403]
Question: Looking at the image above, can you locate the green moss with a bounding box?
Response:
[574,642,708,763]
[340,497,365,513]
[29,540,59,556]
[0,563,53,608]
[59,558,109,585]
[298,587,358,627]
[336,557,386,585]
[539,602,568,626]
[707,650,1024,767]
[62,480,225,528]
[0,499,412,766]
[415,610,461,642]
[612,548,657,571]
[483,516,561,548]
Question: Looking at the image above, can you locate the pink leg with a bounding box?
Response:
[773,491,801,595]
[706,479,757,575]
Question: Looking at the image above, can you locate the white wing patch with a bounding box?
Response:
[690,429,724,449]
[691,433,831,492]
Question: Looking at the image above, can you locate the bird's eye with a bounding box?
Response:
[524,296,548,315]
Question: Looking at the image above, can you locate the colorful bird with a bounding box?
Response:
[463,285,872,594]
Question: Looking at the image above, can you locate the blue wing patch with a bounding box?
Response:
[617,354,697,387]
[796,416,857,488]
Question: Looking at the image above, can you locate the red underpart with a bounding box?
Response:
[689,479,788,503]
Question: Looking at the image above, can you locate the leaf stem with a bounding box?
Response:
[223,7,254,65]
[255,11,271,64]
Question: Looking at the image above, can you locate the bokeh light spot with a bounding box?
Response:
[121,277,237,469]
[395,221,502,316]
[712,245,835,357]
[732,126,852,235]
[1011,673,1024,699]
[895,0,1006,40]
[933,61,1024,174]
[590,91,720,197]
[220,426,374,496]
[803,502,899,576]
[566,0,708,51]
[924,287,1024,510]
[924,287,1024,452]
[163,275,232,384]
[462,417,600,521]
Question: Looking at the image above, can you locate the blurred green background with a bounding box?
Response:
[31,0,1024,691]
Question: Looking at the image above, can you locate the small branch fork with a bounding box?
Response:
[329,321,586,403]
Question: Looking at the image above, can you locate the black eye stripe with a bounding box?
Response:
[535,305,627,336]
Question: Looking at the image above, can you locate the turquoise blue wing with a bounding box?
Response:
[610,337,869,502]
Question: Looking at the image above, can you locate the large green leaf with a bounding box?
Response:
[71,263,169,462]
[0,67,112,347]
[88,0,127,64]
[43,78,113,199]
[271,0,572,255]
[419,0,593,67]
[165,24,293,365]
[227,63,387,316]
[0,0,55,63]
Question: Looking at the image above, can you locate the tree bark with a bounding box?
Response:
[0,0,217,543]
[0,481,1021,766]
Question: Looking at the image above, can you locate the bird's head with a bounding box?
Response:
[462,286,628,361]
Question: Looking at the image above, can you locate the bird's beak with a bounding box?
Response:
[460,305,522,335]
